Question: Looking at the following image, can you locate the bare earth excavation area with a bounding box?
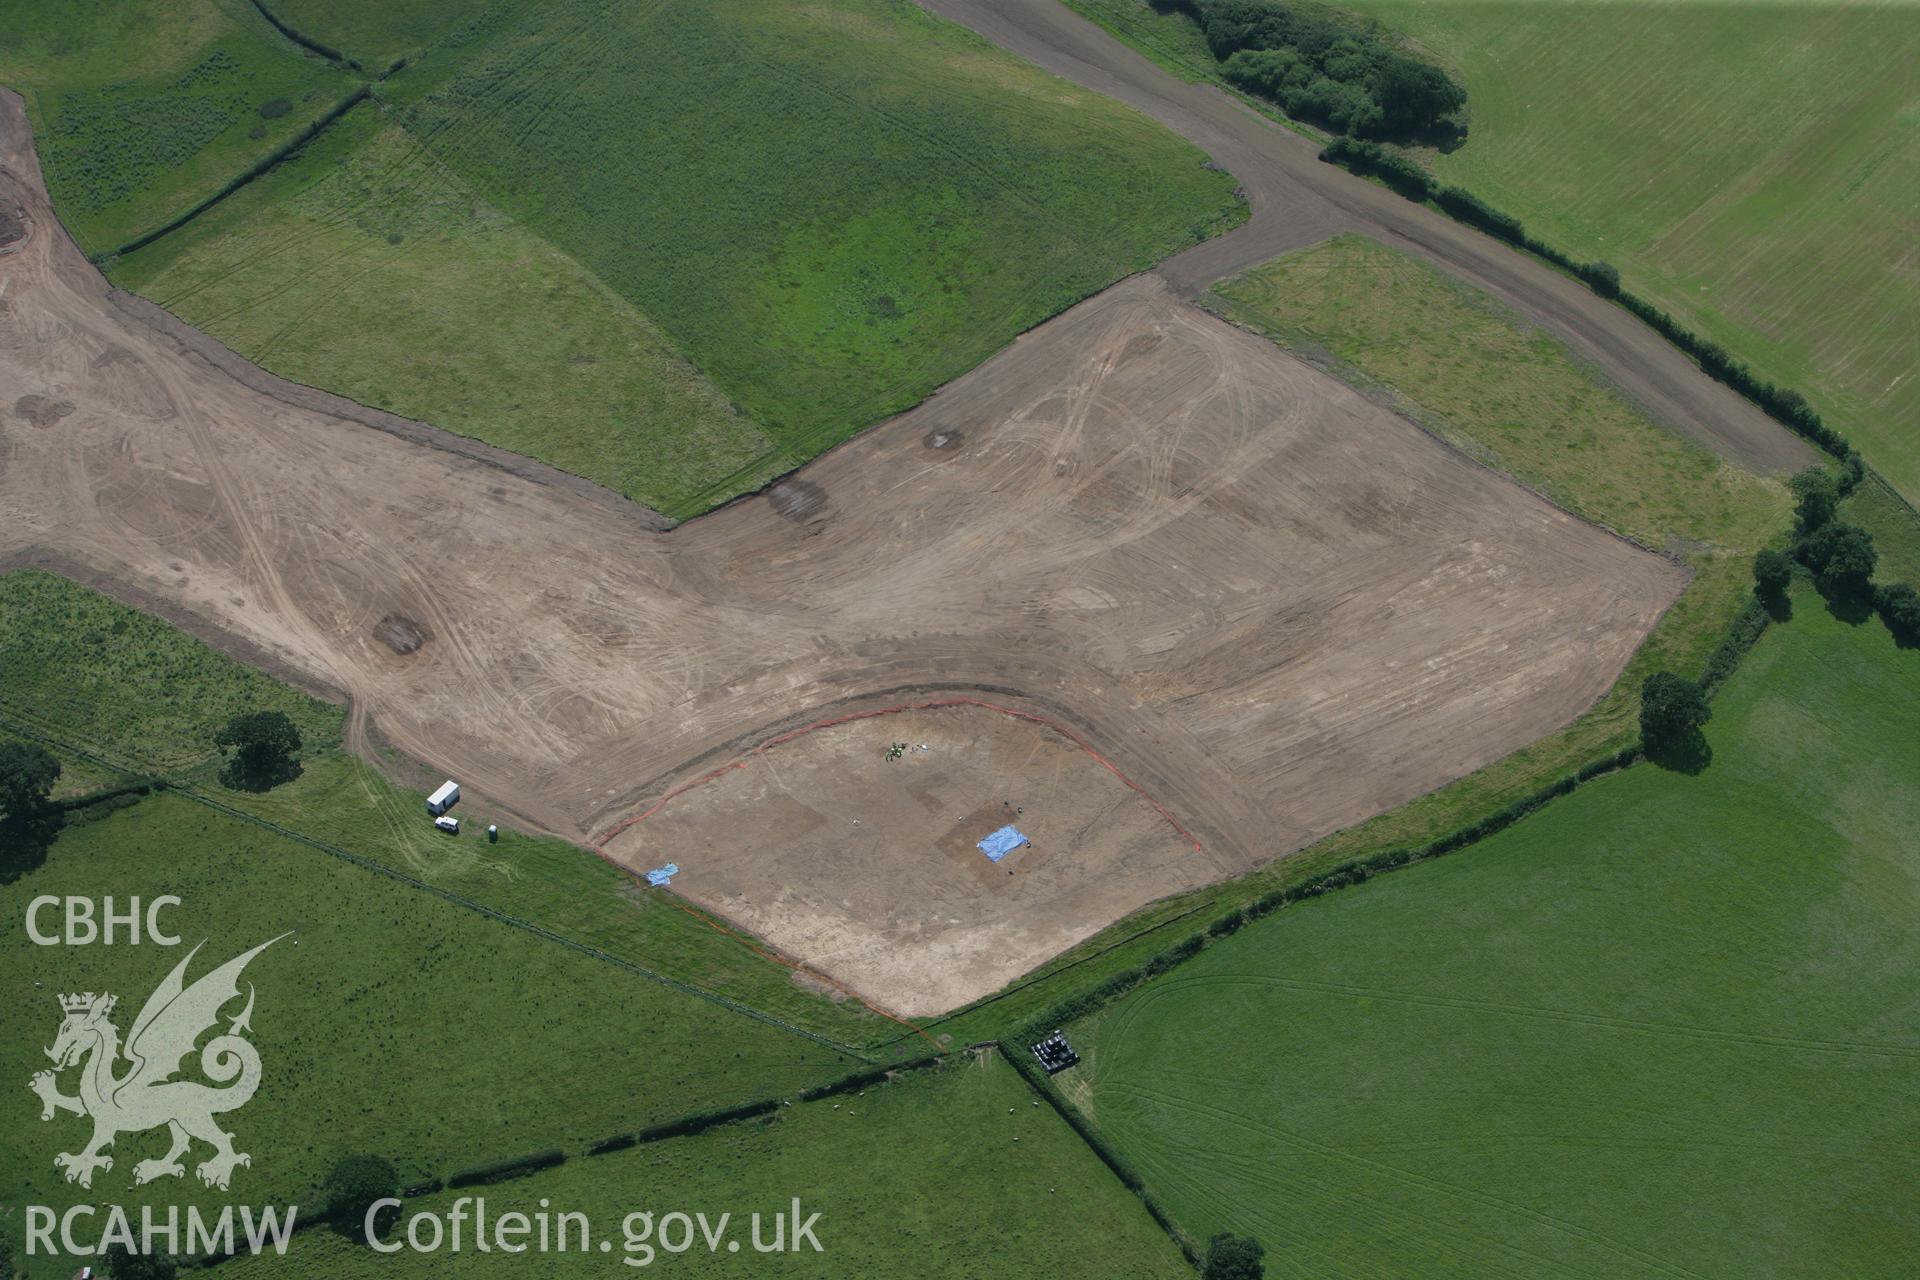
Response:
[0,93,1684,1013]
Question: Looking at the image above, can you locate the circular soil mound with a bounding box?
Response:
[12,394,74,428]
[373,613,428,654]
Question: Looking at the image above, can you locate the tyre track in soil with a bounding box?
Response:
[2,83,1683,1014]
[915,0,1814,477]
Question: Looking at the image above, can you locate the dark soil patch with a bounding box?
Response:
[12,395,75,428]
[0,204,25,251]
[768,478,827,522]
[373,613,428,655]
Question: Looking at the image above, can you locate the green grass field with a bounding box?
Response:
[381,0,1241,494]
[0,790,860,1259]
[114,109,784,517]
[1069,0,1920,504]
[231,1054,1192,1277]
[1066,583,1920,1277]
[0,0,361,254]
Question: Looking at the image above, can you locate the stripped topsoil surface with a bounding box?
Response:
[0,89,1685,1014]
[611,703,1204,1016]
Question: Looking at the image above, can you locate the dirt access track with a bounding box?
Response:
[919,0,1814,477]
[2,86,1687,1015]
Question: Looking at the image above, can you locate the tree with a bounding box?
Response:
[325,1153,400,1241]
[0,739,60,816]
[1751,548,1792,597]
[214,711,302,791]
[1786,466,1838,532]
[1640,672,1710,749]
[1876,582,1920,644]
[1371,54,1466,135]
[1204,1233,1267,1280]
[1795,522,1877,596]
[1578,260,1621,298]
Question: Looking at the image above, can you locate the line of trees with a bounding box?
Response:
[1767,466,1917,645]
[1165,0,1467,141]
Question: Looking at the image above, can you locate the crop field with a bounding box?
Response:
[0,0,359,254]
[114,110,783,517]
[1069,0,1920,503]
[389,0,1243,486]
[0,790,861,1259]
[1066,584,1920,1278]
[232,1054,1193,1278]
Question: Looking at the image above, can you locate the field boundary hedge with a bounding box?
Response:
[1318,137,1860,465]
[1000,1041,1199,1267]
[248,0,354,69]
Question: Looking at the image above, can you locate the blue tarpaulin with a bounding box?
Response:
[645,863,679,887]
[977,825,1029,862]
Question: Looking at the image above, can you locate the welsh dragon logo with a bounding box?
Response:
[29,936,283,1191]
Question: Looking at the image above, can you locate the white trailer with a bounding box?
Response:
[427,780,460,816]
